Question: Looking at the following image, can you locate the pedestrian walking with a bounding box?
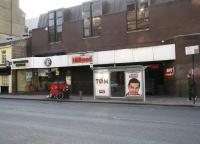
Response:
[187,73,196,101]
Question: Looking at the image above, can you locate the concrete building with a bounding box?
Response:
[12,0,200,98]
[0,0,25,42]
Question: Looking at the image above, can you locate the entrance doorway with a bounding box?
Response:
[145,64,164,95]
[110,71,125,97]
[1,86,9,94]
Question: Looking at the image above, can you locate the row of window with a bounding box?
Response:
[48,10,63,42]
[48,0,150,42]
[2,50,6,64]
[1,50,9,86]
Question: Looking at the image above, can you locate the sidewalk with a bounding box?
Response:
[0,94,199,107]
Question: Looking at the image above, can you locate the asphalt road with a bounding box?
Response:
[0,99,200,144]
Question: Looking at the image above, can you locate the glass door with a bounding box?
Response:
[110,71,125,97]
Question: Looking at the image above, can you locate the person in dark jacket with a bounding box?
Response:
[187,73,196,100]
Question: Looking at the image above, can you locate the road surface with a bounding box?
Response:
[0,99,200,144]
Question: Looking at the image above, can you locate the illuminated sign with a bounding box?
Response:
[165,67,174,77]
[72,56,92,63]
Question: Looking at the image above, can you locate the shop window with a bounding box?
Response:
[82,0,102,37]
[92,17,101,36]
[2,76,8,86]
[126,0,150,31]
[110,72,125,97]
[48,10,63,42]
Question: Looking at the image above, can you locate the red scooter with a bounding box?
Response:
[48,81,70,99]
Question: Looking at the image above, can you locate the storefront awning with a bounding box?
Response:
[0,67,11,75]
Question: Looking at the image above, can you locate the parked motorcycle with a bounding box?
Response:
[48,81,70,99]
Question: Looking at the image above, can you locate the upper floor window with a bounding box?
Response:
[2,76,9,86]
[48,10,63,42]
[82,0,102,37]
[1,51,6,64]
[127,0,150,31]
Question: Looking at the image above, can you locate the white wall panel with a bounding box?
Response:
[97,50,115,64]
[59,55,68,67]
[115,49,133,63]
[93,52,98,65]
[133,47,154,62]
[33,57,46,68]
[11,44,176,69]
[153,44,176,61]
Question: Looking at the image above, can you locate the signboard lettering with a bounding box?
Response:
[72,56,92,63]
[94,72,110,96]
[165,67,174,77]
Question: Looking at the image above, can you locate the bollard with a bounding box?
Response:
[79,90,82,100]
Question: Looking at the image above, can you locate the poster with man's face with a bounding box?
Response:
[125,71,143,96]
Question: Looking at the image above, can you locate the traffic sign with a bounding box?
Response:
[185,45,199,55]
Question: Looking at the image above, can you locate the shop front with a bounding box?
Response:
[93,66,146,101]
[0,65,11,93]
[11,44,176,96]
[68,53,94,95]
[12,56,69,93]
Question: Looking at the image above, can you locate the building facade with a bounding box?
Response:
[0,0,25,42]
[14,0,200,97]
[0,39,29,94]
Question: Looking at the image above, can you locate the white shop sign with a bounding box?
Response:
[185,45,199,55]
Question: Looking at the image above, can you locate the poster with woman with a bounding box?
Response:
[125,71,143,96]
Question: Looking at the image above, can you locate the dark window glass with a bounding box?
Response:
[92,0,102,17]
[84,28,91,37]
[82,3,91,18]
[92,17,101,36]
[56,17,63,25]
[56,25,62,33]
[49,19,54,26]
[127,0,150,31]
[127,3,136,11]
[84,18,91,28]
[82,1,102,37]
[49,12,54,19]
[49,33,55,42]
[127,21,136,30]
[56,32,62,41]
[48,10,63,42]
[56,10,63,18]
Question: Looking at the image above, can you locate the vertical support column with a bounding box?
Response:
[143,68,146,102]
[12,69,17,94]
[192,54,195,81]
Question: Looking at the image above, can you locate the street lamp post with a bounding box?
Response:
[192,55,195,81]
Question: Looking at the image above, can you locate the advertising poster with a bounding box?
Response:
[26,71,32,82]
[94,71,110,96]
[125,71,143,96]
